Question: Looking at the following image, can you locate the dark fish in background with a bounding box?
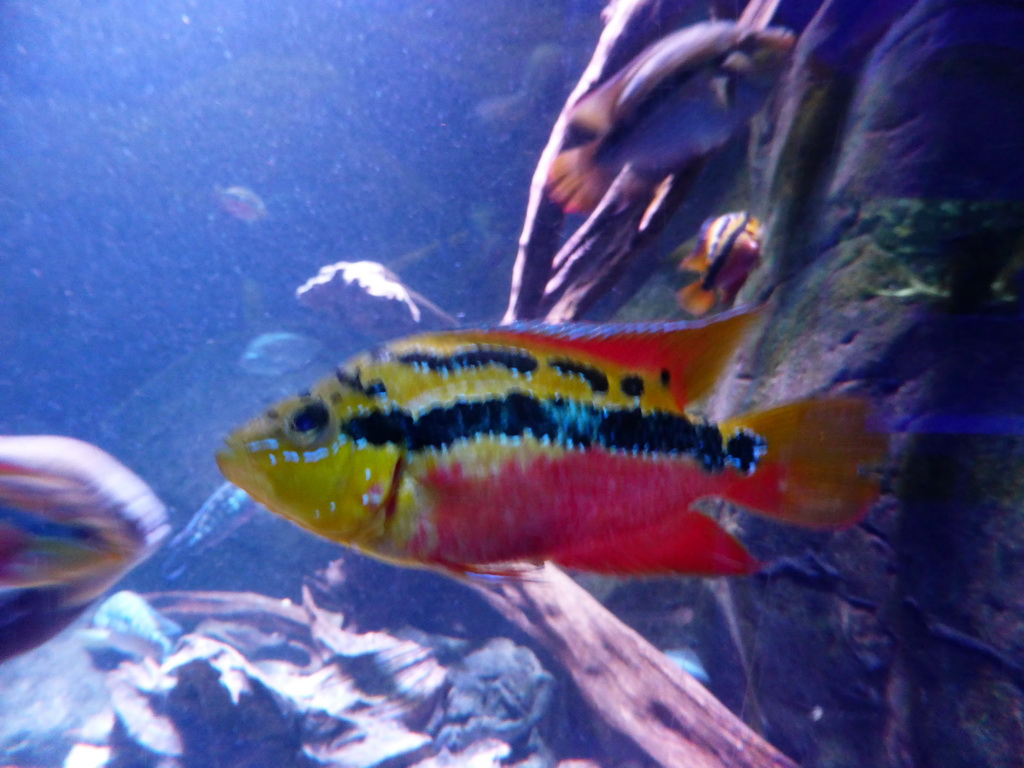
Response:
[548,21,795,213]
[677,211,763,316]
[0,436,168,663]
[161,481,263,580]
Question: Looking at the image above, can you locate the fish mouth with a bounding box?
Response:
[215,441,246,489]
[215,440,274,512]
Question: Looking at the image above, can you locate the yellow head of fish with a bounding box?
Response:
[216,378,404,547]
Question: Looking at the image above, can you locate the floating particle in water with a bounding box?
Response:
[239,332,323,376]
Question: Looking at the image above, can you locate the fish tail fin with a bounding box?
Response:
[547,142,610,214]
[720,398,887,528]
[677,282,718,317]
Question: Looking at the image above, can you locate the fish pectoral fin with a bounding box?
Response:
[550,509,760,577]
[677,282,719,317]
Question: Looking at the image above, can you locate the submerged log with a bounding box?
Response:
[474,564,797,768]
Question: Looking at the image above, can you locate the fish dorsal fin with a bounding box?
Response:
[482,306,760,408]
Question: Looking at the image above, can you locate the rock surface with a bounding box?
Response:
[700,1,1024,766]
[0,586,578,768]
[431,638,554,764]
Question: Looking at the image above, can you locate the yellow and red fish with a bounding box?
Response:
[217,309,885,579]
[677,212,763,317]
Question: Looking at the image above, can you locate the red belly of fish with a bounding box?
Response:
[416,446,766,576]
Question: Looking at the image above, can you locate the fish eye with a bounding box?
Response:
[287,399,332,444]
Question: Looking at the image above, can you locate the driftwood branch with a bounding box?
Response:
[473,565,798,768]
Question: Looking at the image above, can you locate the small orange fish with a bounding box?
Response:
[217,309,885,579]
[677,212,763,316]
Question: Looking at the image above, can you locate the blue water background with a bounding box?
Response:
[0,0,599,432]
[0,0,603,591]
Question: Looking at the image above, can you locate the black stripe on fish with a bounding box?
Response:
[339,394,763,473]
[702,212,750,290]
[363,379,388,398]
[336,369,364,391]
[396,348,539,375]
[548,358,609,393]
[336,368,388,398]
[620,375,645,397]
[342,409,413,446]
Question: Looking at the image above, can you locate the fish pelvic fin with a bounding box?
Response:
[552,508,760,576]
[456,562,547,583]
[677,282,718,317]
[720,398,888,528]
[547,142,611,214]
